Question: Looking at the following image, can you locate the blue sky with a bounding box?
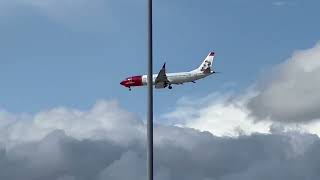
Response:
[1,0,320,118]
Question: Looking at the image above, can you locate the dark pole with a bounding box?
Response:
[147,0,153,180]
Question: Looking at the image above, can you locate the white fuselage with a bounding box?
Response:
[141,70,212,86]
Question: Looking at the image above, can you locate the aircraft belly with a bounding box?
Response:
[168,76,189,84]
[169,74,206,84]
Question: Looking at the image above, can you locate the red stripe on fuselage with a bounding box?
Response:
[120,75,143,88]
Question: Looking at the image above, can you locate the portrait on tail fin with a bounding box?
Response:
[198,52,215,74]
[200,60,212,73]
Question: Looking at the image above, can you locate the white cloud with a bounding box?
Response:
[162,92,271,137]
[248,42,320,123]
[0,100,145,148]
[162,90,320,138]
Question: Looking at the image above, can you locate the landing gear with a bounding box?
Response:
[129,87,132,91]
[168,85,172,89]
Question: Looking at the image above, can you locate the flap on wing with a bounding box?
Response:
[155,82,166,89]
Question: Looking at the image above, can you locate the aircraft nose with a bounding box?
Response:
[120,80,125,86]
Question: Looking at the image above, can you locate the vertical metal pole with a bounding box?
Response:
[147,0,153,180]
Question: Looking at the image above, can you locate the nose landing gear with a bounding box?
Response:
[168,85,172,89]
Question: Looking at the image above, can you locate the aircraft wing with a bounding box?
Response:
[155,63,170,89]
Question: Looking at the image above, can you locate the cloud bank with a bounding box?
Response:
[0,100,320,180]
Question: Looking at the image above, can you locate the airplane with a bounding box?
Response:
[120,51,217,90]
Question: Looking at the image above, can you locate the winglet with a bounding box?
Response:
[208,52,215,56]
[162,63,166,69]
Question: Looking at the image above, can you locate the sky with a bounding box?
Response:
[1,0,319,116]
[2,0,320,179]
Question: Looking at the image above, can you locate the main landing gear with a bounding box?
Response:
[129,87,132,91]
[168,85,172,89]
